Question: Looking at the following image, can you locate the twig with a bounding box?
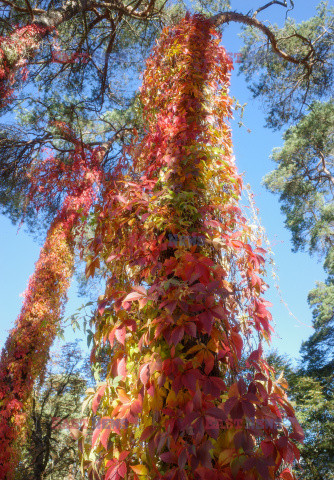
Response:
[253,1,287,18]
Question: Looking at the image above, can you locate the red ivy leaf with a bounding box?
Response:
[279,468,295,480]
[117,357,127,379]
[118,461,127,478]
[115,326,126,345]
[92,384,106,414]
[140,363,150,385]
[100,427,110,449]
[170,326,185,345]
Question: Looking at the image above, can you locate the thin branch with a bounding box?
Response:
[100,14,120,104]
[319,151,334,188]
[0,0,44,15]
[253,1,287,18]
[23,0,34,20]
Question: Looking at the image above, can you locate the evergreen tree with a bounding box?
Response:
[241,4,334,478]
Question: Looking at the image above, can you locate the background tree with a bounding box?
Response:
[15,342,90,480]
[267,342,333,480]
[239,5,333,478]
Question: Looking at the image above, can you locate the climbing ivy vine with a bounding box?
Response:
[78,15,303,480]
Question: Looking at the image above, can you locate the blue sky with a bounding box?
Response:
[0,0,325,362]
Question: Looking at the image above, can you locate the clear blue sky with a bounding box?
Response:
[0,0,325,362]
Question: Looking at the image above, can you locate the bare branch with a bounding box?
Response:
[0,0,44,14]
[23,0,34,20]
[319,151,334,189]
[253,1,287,18]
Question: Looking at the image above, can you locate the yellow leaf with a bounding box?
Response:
[130,464,148,475]
[218,429,235,449]
[218,449,235,466]
[166,389,176,405]
[186,344,202,355]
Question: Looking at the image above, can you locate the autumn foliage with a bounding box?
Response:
[0,133,103,479]
[0,218,73,479]
[79,14,303,480]
[0,24,49,108]
[0,13,304,480]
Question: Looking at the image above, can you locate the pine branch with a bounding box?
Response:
[211,11,315,67]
